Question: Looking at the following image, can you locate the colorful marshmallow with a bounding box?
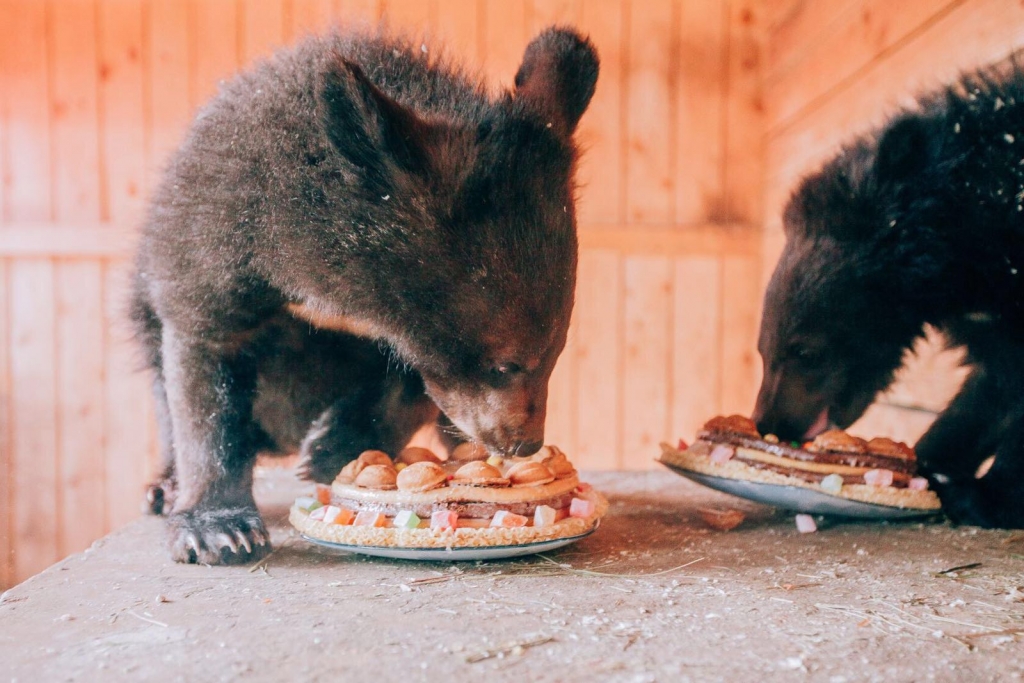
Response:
[709,444,735,464]
[569,497,595,519]
[907,477,930,491]
[322,506,355,525]
[354,510,387,527]
[863,469,895,487]
[309,505,328,521]
[430,510,458,530]
[393,510,421,529]
[295,496,317,512]
[795,514,817,534]
[820,473,844,495]
[491,510,528,528]
[533,505,557,528]
[315,485,331,506]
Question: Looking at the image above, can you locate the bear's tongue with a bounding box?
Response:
[803,409,831,440]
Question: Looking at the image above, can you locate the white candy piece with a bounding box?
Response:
[709,444,735,464]
[295,496,316,511]
[534,505,557,528]
[820,473,844,495]
[321,506,343,524]
[908,477,930,491]
[795,514,817,534]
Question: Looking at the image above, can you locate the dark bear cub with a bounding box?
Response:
[753,60,1024,529]
[131,28,599,564]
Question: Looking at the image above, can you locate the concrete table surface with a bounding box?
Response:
[1,469,1022,682]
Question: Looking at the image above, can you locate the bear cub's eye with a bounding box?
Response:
[787,343,823,364]
[491,362,523,377]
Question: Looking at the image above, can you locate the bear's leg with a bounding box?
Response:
[915,368,1002,482]
[144,374,177,515]
[160,323,270,564]
[938,411,1024,529]
[297,369,438,483]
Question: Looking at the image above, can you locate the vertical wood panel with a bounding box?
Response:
[575,0,624,226]
[529,0,579,30]
[482,0,528,90]
[621,256,672,468]
[0,42,6,225]
[671,256,722,441]
[719,253,761,416]
[149,0,191,177]
[382,0,435,37]
[5,0,57,583]
[290,0,336,40]
[624,0,675,224]
[435,0,481,69]
[575,250,621,470]
[11,260,59,580]
[4,0,51,222]
[335,0,382,27]
[0,261,10,588]
[99,0,147,225]
[192,0,239,109]
[242,0,287,65]
[722,0,765,224]
[101,0,153,532]
[1,6,13,586]
[52,0,107,554]
[56,264,106,552]
[675,0,727,223]
[104,263,152,530]
[546,308,579,460]
[51,0,102,223]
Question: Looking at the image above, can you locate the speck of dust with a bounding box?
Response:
[1006,133,1017,144]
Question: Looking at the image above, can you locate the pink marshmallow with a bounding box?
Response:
[908,477,930,491]
[430,510,458,530]
[309,506,328,521]
[354,510,386,527]
[709,444,735,464]
[795,514,817,533]
[491,510,528,528]
[864,469,895,487]
[569,497,595,518]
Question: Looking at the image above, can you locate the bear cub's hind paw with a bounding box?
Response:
[167,506,271,565]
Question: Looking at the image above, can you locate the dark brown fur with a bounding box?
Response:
[131,28,598,563]
[754,59,1024,528]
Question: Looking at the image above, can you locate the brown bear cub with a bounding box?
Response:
[754,60,1024,528]
[131,28,599,564]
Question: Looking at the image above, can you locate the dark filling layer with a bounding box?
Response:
[730,458,913,487]
[330,491,576,519]
[699,430,917,475]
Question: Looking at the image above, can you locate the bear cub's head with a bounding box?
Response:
[323,29,598,455]
[753,115,947,441]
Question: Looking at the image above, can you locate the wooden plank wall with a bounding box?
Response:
[760,0,1024,445]
[0,0,765,588]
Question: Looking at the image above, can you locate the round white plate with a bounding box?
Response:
[660,462,939,520]
[300,527,597,561]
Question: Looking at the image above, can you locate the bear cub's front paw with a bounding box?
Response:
[933,476,1024,529]
[167,506,271,564]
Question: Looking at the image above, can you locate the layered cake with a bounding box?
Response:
[291,444,607,548]
[659,415,941,510]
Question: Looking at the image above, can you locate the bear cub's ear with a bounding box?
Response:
[875,115,931,185]
[320,58,438,181]
[514,27,600,136]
